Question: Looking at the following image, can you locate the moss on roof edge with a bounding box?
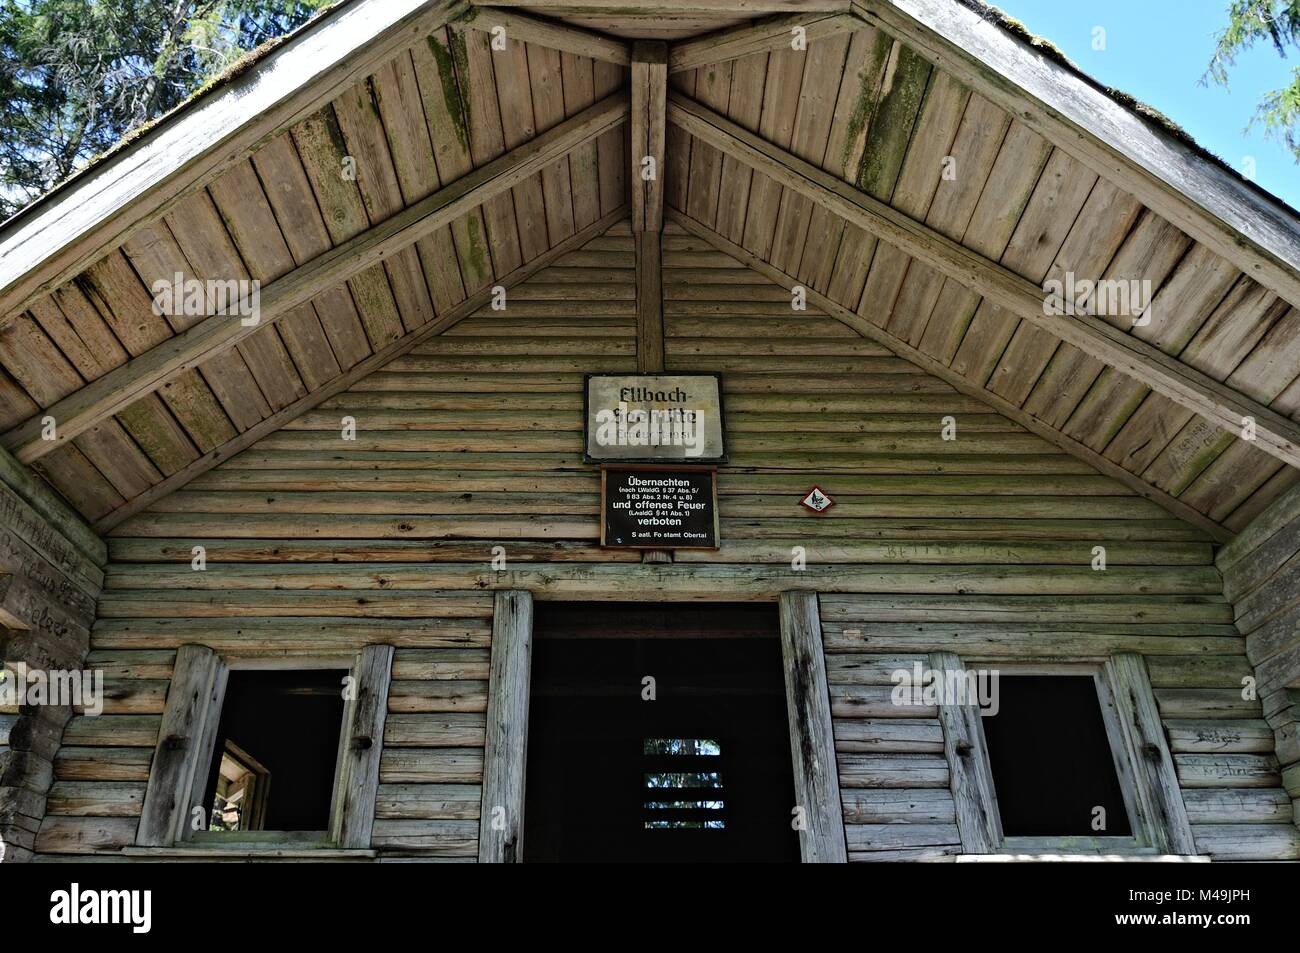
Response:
[959,0,1300,217]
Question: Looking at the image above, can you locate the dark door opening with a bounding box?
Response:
[523,603,799,862]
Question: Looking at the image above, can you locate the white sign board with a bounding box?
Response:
[584,373,726,463]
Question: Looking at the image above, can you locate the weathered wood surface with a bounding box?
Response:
[667,92,1300,472]
[338,644,394,849]
[853,0,1300,312]
[1215,480,1300,821]
[134,645,223,847]
[478,590,532,863]
[51,222,1292,862]
[1103,653,1197,855]
[4,95,629,464]
[779,591,847,862]
[929,651,1000,853]
[0,0,470,327]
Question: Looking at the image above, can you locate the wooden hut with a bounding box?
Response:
[0,0,1298,863]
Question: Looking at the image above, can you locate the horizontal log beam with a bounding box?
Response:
[854,0,1300,312]
[666,91,1300,472]
[666,207,1236,543]
[3,94,629,465]
[669,12,857,72]
[0,0,470,330]
[457,7,630,64]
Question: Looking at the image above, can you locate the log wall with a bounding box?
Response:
[1217,482,1300,832]
[35,219,1299,861]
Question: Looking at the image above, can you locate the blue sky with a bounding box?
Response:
[991,0,1300,210]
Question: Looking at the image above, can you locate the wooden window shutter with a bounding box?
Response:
[336,643,394,848]
[136,644,226,846]
[778,591,848,862]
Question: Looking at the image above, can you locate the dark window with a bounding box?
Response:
[201,669,347,832]
[524,603,799,862]
[981,675,1132,837]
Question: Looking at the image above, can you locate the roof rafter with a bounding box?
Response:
[0,0,471,332]
[456,5,631,64]
[93,205,629,532]
[667,90,1300,472]
[855,0,1300,310]
[3,93,630,465]
[669,11,857,72]
[667,207,1236,542]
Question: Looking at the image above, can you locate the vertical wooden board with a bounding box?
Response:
[662,68,695,219]
[460,28,524,276]
[684,60,735,229]
[79,251,234,453]
[949,150,1098,384]
[559,51,601,230]
[290,106,406,349]
[801,28,893,289]
[493,41,551,262]
[740,48,808,260]
[861,70,971,330]
[479,590,532,863]
[42,285,127,371]
[339,643,394,848]
[1103,284,1282,474]
[593,59,627,217]
[163,192,307,411]
[917,121,1051,364]
[1024,215,1191,426]
[778,591,847,863]
[1063,247,1242,452]
[636,230,664,372]
[33,446,123,522]
[713,51,768,245]
[887,94,1010,347]
[36,282,203,483]
[136,644,222,846]
[824,42,930,309]
[0,313,82,404]
[0,364,37,429]
[1104,653,1197,854]
[333,76,436,332]
[986,180,1144,407]
[205,162,343,391]
[527,43,577,246]
[415,29,496,295]
[928,651,1001,853]
[372,52,467,316]
[249,134,372,371]
[769,35,849,276]
[119,222,271,430]
[73,421,162,500]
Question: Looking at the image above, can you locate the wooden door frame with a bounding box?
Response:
[476,589,848,863]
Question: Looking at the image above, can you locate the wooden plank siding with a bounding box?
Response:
[662,30,1300,539]
[0,28,626,530]
[34,220,1292,861]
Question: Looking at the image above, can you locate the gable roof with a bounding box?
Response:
[0,0,1297,541]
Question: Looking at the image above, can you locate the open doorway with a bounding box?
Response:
[523,603,799,862]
